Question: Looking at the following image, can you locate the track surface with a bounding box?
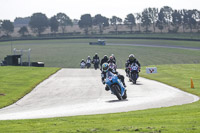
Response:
[107,43,200,50]
[0,69,199,120]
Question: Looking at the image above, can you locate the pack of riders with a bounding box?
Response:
[80,53,141,90]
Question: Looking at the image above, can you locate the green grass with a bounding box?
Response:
[0,39,200,68]
[0,39,200,132]
[140,64,200,96]
[0,66,60,108]
[0,65,200,132]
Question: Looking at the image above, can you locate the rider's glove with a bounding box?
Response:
[102,81,105,84]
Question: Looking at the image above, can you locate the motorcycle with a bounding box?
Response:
[92,59,100,70]
[108,62,117,73]
[128,63,139,84]
[86,59,91,68]
[105,71,127,100]
[80,62,86,68]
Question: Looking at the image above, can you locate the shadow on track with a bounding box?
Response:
[106,99,128,103]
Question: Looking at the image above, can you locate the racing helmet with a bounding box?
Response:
[104,55,108,60]
[129,54,135,61]
[109,56,113,60]
[102,63,109,72]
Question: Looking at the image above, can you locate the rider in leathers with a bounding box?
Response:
[107,56,116,64]
[92,53,100,68]
[101,63,126,91]
[125,54,141,75]
[100,55,108,70]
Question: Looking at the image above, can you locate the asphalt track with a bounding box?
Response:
[107,43,200,50]
[0,69,199,120]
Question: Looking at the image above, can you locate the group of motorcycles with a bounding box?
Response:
[104,62,140,100]
[80,56,140,100]
[80,57,99,69]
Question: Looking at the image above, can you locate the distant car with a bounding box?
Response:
[89,39,106,45]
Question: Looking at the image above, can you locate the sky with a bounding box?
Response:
[0,0,200,21]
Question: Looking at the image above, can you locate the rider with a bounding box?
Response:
[92,53,100,68]
[100,55,108,70]
[101,63,126,91]
[111,54,116,62]
[86,56,91,68]
[86,56,91,62]
[80,59,86,68]
[107,56,116,64]
[125,54,141,75]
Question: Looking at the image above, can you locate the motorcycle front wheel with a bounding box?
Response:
[112,85,122,100]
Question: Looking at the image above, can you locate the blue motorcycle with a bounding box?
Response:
[105,72,127,100]
[129,63,139,84]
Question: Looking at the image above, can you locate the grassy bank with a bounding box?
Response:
[0,66,60,108]
[0,39,200,68]
[140,64,200,96]
[0,64,199,132]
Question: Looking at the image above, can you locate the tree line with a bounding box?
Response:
[0,6,200,37]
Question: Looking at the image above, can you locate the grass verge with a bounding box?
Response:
[0,39,200,68]
[0,66,60,108]
[0,64,199,133]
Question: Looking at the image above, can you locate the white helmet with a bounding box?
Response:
[129,54,135,61]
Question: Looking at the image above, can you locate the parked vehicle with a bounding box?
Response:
[89,39,106,45]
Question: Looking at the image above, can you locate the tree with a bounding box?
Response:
[148,8,158,33]
[18,26,29,36]
[56,13,72,34]
[197,10,200,32]
[29,13,49,36]
[110,16,122,34]
[93,14,109,34]
[135,13,142,32]
[2,20,14,36]
[160,6,173,31]
[49,16,59,33]
[180,9,188,32]
[188,10,198,32]
[78,14,92,35]
[171,10,182,32]
[181,9,197,32]
[0,20,2,35]
[156,10,165,33]
[124,13,136,33]
[141,9,152,32]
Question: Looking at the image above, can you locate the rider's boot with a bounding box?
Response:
[123,82,126,87]
[105,85,109,91]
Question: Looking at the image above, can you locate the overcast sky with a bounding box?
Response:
[0,0,200,21]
